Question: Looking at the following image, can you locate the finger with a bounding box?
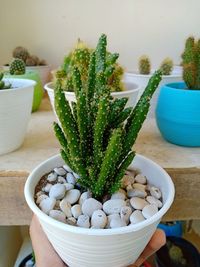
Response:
[133,229,166,266]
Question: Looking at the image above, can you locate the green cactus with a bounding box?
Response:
[138,55,151,75]
[0,72,11,90]
[13,46,30,62]
[182,36,200,90]
[159,58,174,75]
[9,58,26,75]
[54,34,162,199]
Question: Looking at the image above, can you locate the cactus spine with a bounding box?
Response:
[54,34,162,198]
[182,36,200,90]
[159,58,174,75]
[9,58,26,75]
[138,55,151,74]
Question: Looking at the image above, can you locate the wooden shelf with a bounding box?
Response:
[0,97,200,225]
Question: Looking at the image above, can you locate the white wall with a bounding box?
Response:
[0,0,200,71]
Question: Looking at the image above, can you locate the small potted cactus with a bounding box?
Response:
[25,34,174,267]
[125,55,182,117]
[45,35,141,115]
[3,46,50,85]
[4,58,44,112]
[0,72,35,155]
[156,36,200,146]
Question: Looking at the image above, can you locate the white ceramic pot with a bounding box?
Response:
[24,154,174,267]
[44,80,141,116]
[0,78,35,155]
[125,68,182,118]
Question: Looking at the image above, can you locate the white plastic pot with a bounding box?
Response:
[0,78,35,155]
[125,68,182,118]
[24,154,174,267]
[44,80,141,115]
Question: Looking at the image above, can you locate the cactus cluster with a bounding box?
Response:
[54,38,124,92]
[138,55,151,74]
[0,72,11,89]
[54,34,162,199]
[182,36,200,90]
[159,58,174,75]
[9,58,26,75]
[12,46,47,66]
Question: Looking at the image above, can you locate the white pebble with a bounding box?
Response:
[54,167,67,176]
[103,199,126,215]
[135,174,147,184]
[73,172,80,179]
[142,204,158,219]
[36,194,48,204]
[49,183,66,200]
[71,204,82,219]
[66,173,76,185]
[132,183,147,191]
[110,217,127,228]
[36,191,43,197]
[91,210,107,229]
[63,164,73,173]
[82,198,103,217]
[130,210,145,224]
[79,191,92,205]
[58,176,66,183]
[64,189,81,204]
[150,186,162,199]
[67,217,77,225]
[49,210,66,223]
[126,184,133,191]
[130,197,148,210]
[106,214,120,228]
[122,175,135,188]
[43,183,52,193]
[111,191,126,200]
[59,199,72,217]
[64,183,74,191]
[127,189,147,198]
[146,196,163,208]
[39,197,56,214]
[47,172,57,182]
[77,214,90,228]
[120,206,132,223]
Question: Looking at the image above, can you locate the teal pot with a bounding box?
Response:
[156,82,200,147]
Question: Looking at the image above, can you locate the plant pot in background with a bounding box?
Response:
[0,79,35,155]
[125,68,182,118]
[156,82,200,147]
[24,154,174,267]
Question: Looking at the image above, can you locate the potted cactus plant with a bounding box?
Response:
[0,72,35,155]
[125,55,182,117]
[156,36,200,147]
[45,35,141,114]
[4,58,43,112]
[25,34,174,267]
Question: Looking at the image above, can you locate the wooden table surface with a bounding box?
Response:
[0,97,200,225]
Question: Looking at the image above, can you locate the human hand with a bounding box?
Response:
[30,215,166,267]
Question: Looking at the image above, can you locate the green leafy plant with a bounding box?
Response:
[54,37,124,92]
[9,58,26,75]
[138,55,151,74]
[54,34,162,199]
[0,72,11,89]
[181,36,200,90]
[159,58,174,75]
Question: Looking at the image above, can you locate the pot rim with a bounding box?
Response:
[24,153,175,236]
[0,78,36,93]
[163,82,200,92]
[44,81,141,96]
[125,70,182,78]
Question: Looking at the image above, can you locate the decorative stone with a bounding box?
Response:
[142,204,158,219]
[91,210,107,229]
[106,214,121,228]
[63,164,73,173]
[125,199,133,209]
[47,172,57,182]
[54,167,67,176]
[120,206,132,223]
[49,184,66,200]
[67,217,77,225]
[36,191,43,197]
[71,204,82,219]
[110,217,127,228]
[59,199,72,217]
[79,191,91,205]
[146,196,163,208]
[122,174,135,188]
[130,197,148,210]
[64,183,74,191]
[43,183,52,193]
[64,189,81,204]
[58,176,66,183]
[150,186,162,199]
[49,210,66,223]
[132,183,147,191]
[135,174,147,184]
[130,210,145,224]
[103,199,126,215]
[82,198,103,217]
[73,172,80,179]
[66,173,76,185]
[111,190,126,200]
[127,189,147,198]
[77,214,90,228]
[39,197,56,214]
[36,194,48,204]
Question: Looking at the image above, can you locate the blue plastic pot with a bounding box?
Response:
[158,221,183,237]
[156,82,200,147]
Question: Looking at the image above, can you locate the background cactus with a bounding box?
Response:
[159,58,174,75]
[182,36,200,90]
[0,72,11,89]
[138,55,151,74]
[9,58,26,75]
[54,34,162,199]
